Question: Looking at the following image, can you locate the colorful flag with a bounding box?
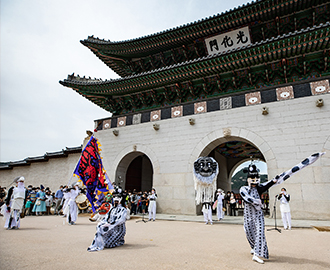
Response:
[73,136,113,212]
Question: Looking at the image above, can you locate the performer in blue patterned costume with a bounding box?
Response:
[239,152,324,264]
[87,191,127,252]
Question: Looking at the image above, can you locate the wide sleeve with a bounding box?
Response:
[100,207,127,235]
[239,186,262,210]
[5,187,14,205]
[24,189,28,206]
[257,179,277,195]
[271,152,325,186]
[74,187,80,198]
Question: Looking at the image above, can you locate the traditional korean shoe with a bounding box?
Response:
[252,254,264,264]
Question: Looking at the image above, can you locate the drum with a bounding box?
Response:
[50,206,56,215]
[75,193,89,210]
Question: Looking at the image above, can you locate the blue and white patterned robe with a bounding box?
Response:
[88,204,127,252]
[240,152,324,259]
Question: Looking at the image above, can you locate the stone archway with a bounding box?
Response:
[188,127,275,214]
[188,127,275,172]
[109,144,159,192]
[208,140,266,192]
[108,144,160,184]
[115,152,154,192]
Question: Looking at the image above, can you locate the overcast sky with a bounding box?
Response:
[1,0,249,162]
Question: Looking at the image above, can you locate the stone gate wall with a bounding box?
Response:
[1,79,329,220]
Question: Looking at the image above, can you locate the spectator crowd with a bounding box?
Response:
[0,183,270,219]
[0,184,160,218]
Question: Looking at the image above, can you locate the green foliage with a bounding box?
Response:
[231,168,268,193]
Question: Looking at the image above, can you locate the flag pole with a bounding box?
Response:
[66,133,95,187]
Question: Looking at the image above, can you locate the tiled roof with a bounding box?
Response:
[60,22,330,95]
[80,0,328,77]
[0,146,82,170]
[81,0,322,54]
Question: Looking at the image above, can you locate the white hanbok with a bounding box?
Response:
[202,203,213,224]
[216,193,224,220]
[278,192,291,230]
[62,191,70,217]
[2,182,26,229]
[148,193,157,221]
[66,187,80,224]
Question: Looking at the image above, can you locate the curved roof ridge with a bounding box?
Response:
[81,0,262,45]
[62,21,329,85]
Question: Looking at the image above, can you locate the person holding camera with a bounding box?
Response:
[277,188,291,230]
[148,188,157,221]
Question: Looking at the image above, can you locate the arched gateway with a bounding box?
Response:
[188,128,272,191]
[115,152,153,192]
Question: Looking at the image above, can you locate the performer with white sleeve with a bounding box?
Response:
[1,176,28,230]
[239,152,324,264]
[67,183,80,225]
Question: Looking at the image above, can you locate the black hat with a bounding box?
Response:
[243,164,260,178]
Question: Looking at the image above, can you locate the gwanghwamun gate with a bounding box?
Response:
[1,0,330,220]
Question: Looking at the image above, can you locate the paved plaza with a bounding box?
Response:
[0,214,330,270]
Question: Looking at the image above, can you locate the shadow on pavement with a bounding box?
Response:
[269,255,330,268]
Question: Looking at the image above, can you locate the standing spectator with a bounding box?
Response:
[216,189,225,221]
[45,190,53,215]
[54,185,64,215]
[32,185,47,216]
[225,191,231,215]
[29,187,37,215]
[148,188,157,221]
[130,190,137,215]
[24,196,32,216]
[229,192,237,216]
[278,188,291,230]
[26,185,33,197]
[141,192,148,215]
[125,190,131,209]
[136,192,142,214]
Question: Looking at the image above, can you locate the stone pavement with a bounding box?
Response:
[0,214,329,270]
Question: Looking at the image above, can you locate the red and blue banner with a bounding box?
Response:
[73,136,113,212]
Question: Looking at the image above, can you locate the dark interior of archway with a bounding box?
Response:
[125,155,153,192]
[125,156,142,191]
[211,141,264,160]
